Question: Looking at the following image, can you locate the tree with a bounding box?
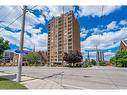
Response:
[38,51,47,65]
[110,50,127,67]
[110,56,116,66]
[0,37,10,59]
[63,50,83,67]
[98,61,106,66]
[23,52,41,65]
[91,59,96,65]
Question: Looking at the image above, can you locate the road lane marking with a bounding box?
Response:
[62,84,90,89]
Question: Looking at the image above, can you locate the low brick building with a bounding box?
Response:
[120,40,127,51]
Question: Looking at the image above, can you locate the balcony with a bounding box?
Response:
[58,27,62,30]
[48,37,51,40]
[58,40,62,43]
[58,30,62,34]
[68,42,72,46]
[58,51,62,54]
[68,21,72,24]
[58,17,62,20]
[68,16,72,20]
[48,33,51,36]
[68,27,72,31]
[48,44,50,47]
[58,37,62,41]
[48,25,51,29]
[68,31,72,35]
[58,44,62,47]
[58,47,62,49]
[68,46,72,49]
[58,20,62,23]
[68,35,72,38]
[68,39,72,42]
[58,34,62,37]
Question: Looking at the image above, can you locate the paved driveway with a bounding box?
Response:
[0,66,127,89]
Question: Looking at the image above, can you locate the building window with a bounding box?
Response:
[68,39,72,41]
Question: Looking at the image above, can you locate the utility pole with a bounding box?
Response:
[16,6,27,82]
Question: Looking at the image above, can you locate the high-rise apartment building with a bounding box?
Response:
[48,11,80,64]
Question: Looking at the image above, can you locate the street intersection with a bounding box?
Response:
[0,66,127,89]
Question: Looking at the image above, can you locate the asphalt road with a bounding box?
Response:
[0,66,127,89]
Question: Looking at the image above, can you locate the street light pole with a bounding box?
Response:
[16,6,27,82]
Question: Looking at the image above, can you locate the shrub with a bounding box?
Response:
[82,62,92,68]
[98,61,106,66]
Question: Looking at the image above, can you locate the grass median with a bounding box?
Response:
[0,77,27,89]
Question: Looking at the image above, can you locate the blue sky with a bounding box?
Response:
[0,6,127,60]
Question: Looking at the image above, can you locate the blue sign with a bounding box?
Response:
[14,50,30,55]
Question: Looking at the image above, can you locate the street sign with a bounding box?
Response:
[14,50,29,55]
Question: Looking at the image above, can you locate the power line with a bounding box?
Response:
[26,5,47,52]
[0,6,24,33]
[0,14,23,33]
[0,6,17,22]
[23,5,38,13]
[30,5,38,10]
[27,11,46,26]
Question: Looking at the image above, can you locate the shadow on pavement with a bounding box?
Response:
[0,74,16,80]
[40,72,64,80]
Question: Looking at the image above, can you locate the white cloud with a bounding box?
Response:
[107,21,117,30]
[31,33,48,51]
[104,52,115,57]
[92,27,104,34]
[80,28,89,38]
[81,27,127,51]
[0,6,22,29]
[0,27,48,51]
[119,20,127,25]
[104,52,115,61]
[47,6,73,17]
[29,6,74,21]
[26,11,45,25]
[25,25,42,34]
[0,6,48,51]
[0,6,73,52]
[78,6,121,17]
[0,6,47,31]
[0,6,74,32]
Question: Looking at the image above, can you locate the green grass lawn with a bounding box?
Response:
[0,78,27,89]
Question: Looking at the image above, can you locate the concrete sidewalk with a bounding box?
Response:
[19,76,64,89]
[0,72,63,89]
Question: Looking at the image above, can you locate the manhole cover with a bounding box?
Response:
[83,76,90,78]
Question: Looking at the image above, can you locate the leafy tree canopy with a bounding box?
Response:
[91,59,96,65]
[110,50,127,67]
[23,52,41,65]
[0,37,10,59]
[63,50,83,65]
